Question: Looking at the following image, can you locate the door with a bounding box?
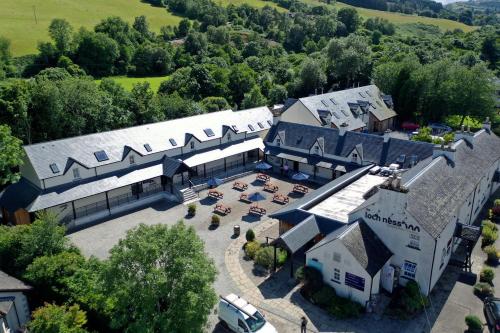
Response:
[293,161,299,172]
[237,319,249,333]
[381,264,395,293]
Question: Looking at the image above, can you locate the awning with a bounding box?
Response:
[335,165,347,172]
[183,138,264,168]
[272,215,320,253]
[275,152,307,163]
[316,161,333,169]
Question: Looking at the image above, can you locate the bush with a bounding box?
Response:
[474,282,493,297]
[386,281,429,318]
[327,296,364,319]
[465,314,483,332]
[482,220,497,232]
[245,229,255,242]
[211,214,220,226]
[300,266,324,298]
[277,248,287,266]
[483,245,500,264]
[244,241,261,260]
[481,226,498,247]
[187,204,196,216]
[255,246,274,269]
[480,267,494,284]
[295,266,305,282]
[311,285,336,307]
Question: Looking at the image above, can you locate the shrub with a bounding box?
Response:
[465,314,483,332]
[474,282,493,297]
[311,285,336,307]
[327,296,364,319]
[386,281,429,318]
[480,267,494,284]
[211,214,220,226]
[300,266,324,298]
[244,241,261,260]
[245,229,255,242]
[255,246,274,269]
[482,226,498,247]
[295,266,305,282]
[482,220,497,232]
[483,246,500,264]
[187,204,196,216]
[277,248,287,266]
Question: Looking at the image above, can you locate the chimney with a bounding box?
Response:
[483,117,491,132]
[338,122,349,136]
[455,125,475,145]
[432,143,456,163]
[383,129,392,143]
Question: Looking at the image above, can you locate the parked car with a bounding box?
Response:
[401,122,420,131]
[218,294,277,333]
[484,297,500,332]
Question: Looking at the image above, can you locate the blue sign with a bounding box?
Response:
[345,272,365,291]
[307,259,323,273]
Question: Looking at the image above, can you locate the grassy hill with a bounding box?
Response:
[2,0,182,56]
[302,0,476,32]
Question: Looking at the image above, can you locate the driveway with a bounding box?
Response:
[67,172,315,332]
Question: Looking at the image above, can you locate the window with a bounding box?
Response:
[248,124,255,131]
[267,120,273,126]
[227,133,231,141]
[396,154,406,164]
[144,143,152,152]
[313,146,320,155]
[351,153,358,162]
[340,109,349,117]
[94,150,109,162]
[321,100,329,107]
[332,112,340,119]
[365,90,372,97]
[169,138,177,147]
[129,155,135,165]
[190,141,195,149]
[276,138,281,146]
[73,168,80,179]
[333,252,341,262]
[359,92,366,98]
[332,268,341,283]
[447,238,452,255]
[403,261,417,279]
[440,248,446,268]
[204,128,215,137]
[330,98,337,105]
[257,122,264,129]
[238,319,248,332]
[49,163,60,174]
[232,125,239,132]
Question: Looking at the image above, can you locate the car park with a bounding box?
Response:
[218,294,277,333]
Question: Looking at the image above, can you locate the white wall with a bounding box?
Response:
[281,101,322,127]
[44,162,95,188]
[19,157,42,188]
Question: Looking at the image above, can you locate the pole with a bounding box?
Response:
[32,6,38,24]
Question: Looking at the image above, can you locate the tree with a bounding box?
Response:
[268,84,288,105]
[75,30,119,77]
[228,63,257,105]
[176,18,191,37]
[184,32,208,55]
[298,59,327,95]
[29,303,89,333]
[102,222,217,332]
[242,85,267,109]
[481,34,499,70]
[129,82,163,124]
[0,125,24,186]
[0,79,31,142]
[200,96,230,112]
[338,8,360,33]
[133,16,153,42]
[48,19,73,54]
[285,24,306,52]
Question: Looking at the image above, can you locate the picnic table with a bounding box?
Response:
[233,181,248,191]
[214,203,231,215]
[249,205,267,216]
[293,184,309,194]
[264,183,279,193]
[239,193,250,203]
[208,189,224,199]
[273,193,289,204]
[256,173,271,182]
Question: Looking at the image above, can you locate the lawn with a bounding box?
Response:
[2,0,182,56]
[301,0,476,32]
[218,0,286,11]
[94,76,169,92]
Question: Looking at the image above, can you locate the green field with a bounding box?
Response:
[94,76,169,92]
[302,0,476,32]
[2,0,182,56]
[217,0,286,10]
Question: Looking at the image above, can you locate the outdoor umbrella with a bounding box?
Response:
[255,161,272,171]
[207,177,223,187]
[292,172,310,181]
[248,192,267,202]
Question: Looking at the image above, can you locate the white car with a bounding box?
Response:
[218,294,277,333]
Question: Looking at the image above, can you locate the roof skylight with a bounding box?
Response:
[248,124,255,131]
[169,138,177,146]
[49,163,60,174]
[257,122,264,129]
[144,144,152,152]
[94,150,109,162]
[204,128,215,137]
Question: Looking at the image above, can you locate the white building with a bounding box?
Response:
[0,271,31,333]
[0,107,273,228]
[280,85,396,133]
[271,121,500,306]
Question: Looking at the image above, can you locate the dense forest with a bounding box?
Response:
[0,0,498,181]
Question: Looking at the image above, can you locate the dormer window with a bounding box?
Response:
[190,141,195,149]
[352,153,358,162]
[314,146,320,155]
[129,155,135,165]
[73,168,80,179]
[276,138,281,146]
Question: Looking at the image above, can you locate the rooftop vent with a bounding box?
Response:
[49,163,60,174]
[94,150,109,162]
[204,128,215,137]
[144,144,152,152]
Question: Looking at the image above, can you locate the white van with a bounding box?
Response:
[218,294,277,333]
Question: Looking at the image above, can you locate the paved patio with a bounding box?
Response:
[67,171,316,332]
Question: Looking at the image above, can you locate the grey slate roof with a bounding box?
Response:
[0,270,32,292]
[274,215,320,253]
[24,107,272,180]
[266,122,434,167]
[404,130,500,238]
[296,85,396,130]
[308,220,393,277]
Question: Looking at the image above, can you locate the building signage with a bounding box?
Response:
[364,212,420,233]
[345,272,365,291]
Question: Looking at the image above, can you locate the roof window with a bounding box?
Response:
[204,128,215,137]
[169,138,177,146]
[248,124,255,131]
[257,122,264,129]
[49,163,60,174]
[94,150,109,162]
[144,144,152,152]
